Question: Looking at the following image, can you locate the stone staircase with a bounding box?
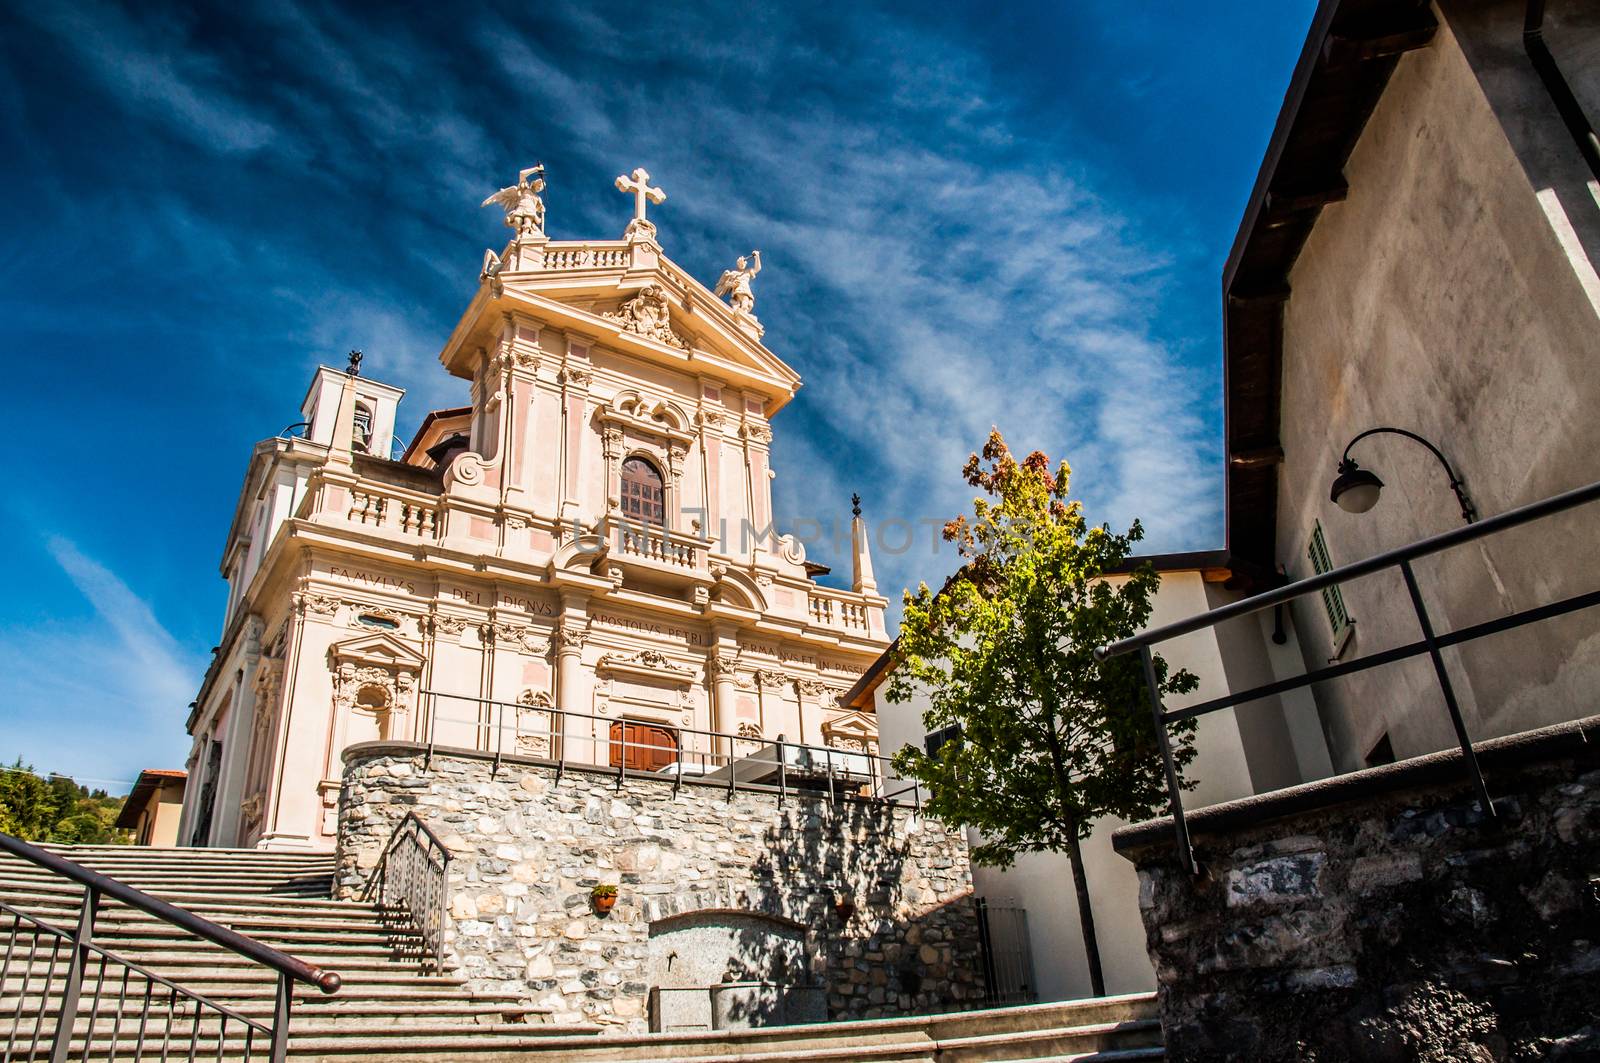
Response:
[0,845,592,1059]
[0,845,1163,1061]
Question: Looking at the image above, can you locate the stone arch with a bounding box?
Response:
[646,907,822,1031]
[710,568,769,613]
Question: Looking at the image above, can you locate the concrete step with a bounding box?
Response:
[935,1018,1164,1062]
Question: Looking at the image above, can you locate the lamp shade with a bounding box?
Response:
[1330,461,1384,514]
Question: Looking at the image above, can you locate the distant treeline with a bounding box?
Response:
[0,760,129,844]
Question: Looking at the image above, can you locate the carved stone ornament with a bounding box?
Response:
[604,285,689,350]
[559,365,592,388]
[328,633,424,720]
[596,648,695,684]
[736,722,763,741]
[296,593,341,617]
[481,622,532,647]
[346,602,411,630]
[554,624,587,653]
[515,689,556,759]
[739,420,773,444]
[755,669,792,690]
[795,678,836,700]
[520,630,553,656]
[504,514,529,530]
[431,614,470,637]
[696,407,725,429]
[709,653,740,678]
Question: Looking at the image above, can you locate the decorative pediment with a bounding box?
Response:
[328,632,425,671]
[822,709,880,755]
[328,633,423,718]
[604,285,688,350]
[595,648,695,685]
[596,390,693,442]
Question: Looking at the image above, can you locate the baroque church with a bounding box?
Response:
[177,164,892,852]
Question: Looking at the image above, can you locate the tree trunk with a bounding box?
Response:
[1062,811,1106,997]
[1035,692,1108,998]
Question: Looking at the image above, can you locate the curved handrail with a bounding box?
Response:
[389,810,449,863]
[0,831,341,994]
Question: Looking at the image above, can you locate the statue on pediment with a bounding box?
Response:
[715,250,762,316]
[483,165,547,238]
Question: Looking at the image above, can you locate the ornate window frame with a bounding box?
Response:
[595,390,693,532]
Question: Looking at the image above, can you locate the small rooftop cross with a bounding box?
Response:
[346,349,363,377]
[615,167,666,239]
[852,493,862,517]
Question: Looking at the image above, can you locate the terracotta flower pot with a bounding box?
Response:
[593,894,617,914]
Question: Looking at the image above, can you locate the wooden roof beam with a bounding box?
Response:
[1322,12,1438,68]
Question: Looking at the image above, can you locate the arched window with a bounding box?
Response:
[620,456,665,524]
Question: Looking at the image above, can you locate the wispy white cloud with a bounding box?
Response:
[14,1,277,154]
[0,538,202,782]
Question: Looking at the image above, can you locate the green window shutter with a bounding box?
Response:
[1308,521,1353,641]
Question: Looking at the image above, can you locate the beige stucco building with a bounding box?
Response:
[1225,0,1600,770]
[179,167,890,851]
[856,559,1335,1002]
[114,769,188,848]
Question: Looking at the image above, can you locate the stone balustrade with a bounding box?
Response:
[615,524,703,572]
[347,486,439,538]
[539,243,631,271]
[808,590,871,632]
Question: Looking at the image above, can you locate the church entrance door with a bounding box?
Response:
[610,720,678,772]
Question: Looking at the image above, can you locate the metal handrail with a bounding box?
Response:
[418,688,909,806]
[0,833,341,995]
[362,811,451,972]
[0,831,339,1063]
[1095,476,1600,874]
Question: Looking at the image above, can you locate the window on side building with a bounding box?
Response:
[1308,520,1354,656]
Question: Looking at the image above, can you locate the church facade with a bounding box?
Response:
[178,166,892,853]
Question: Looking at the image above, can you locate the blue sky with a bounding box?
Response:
[0,1,1316,787]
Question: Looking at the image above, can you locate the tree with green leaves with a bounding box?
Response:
[0,760,129,845]
[889,430,1198,997]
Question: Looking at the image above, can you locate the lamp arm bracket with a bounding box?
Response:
[1341,427,1477,523]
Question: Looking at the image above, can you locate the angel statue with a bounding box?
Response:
[714,250,762,316]
[483,165,547,237]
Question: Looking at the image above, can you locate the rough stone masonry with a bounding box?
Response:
[1114,716,1600,1062]
[335,742,984,1031]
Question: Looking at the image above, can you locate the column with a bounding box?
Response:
[555,593,592,764]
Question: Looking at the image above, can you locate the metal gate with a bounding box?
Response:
[974,897,1036,1005]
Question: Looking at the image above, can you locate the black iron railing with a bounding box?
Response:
[417,690,919,810]
[362,812,450,973]
[1096,477,1600,874]
[0,832,339,1063]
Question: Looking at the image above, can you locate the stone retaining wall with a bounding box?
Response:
[1114,717,1600,1062]
[336,743,983,1031]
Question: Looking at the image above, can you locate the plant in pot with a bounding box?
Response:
[591,884,618,914]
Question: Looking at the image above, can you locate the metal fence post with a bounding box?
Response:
[48,885,98,1063]
[269,972,292,1063]
[1399,559,1495,817]
[1141,646,1197,875]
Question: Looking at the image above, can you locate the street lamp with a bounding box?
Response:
[1330,427,1477,524]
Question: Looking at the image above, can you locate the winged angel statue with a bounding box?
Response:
[714,250,762,316]
[483,165,547,237]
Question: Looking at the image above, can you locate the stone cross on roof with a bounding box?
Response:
[615,167,666,240]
